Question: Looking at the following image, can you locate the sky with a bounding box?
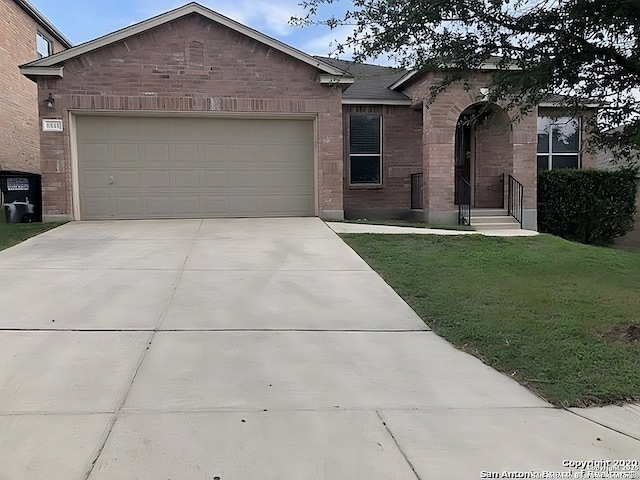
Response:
[29,0,354,59]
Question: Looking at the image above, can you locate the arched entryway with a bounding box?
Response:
[454,103,513,208]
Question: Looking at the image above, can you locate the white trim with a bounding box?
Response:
[536,116,582,170]
[538,101,600,108]
[319,75,354,85]
[313,116,319,217]
[21,2,348,78]
[389,71,419,90]
[14,0,73,48]
[70,111,319,220]
[36,31,53,58]
[20,66,63,77]
[342,98,412,106]
[69,112,81,220]
[68,109,318,120]
[390,62,521,90]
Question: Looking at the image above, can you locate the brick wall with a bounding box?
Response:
[0,0,65,173]
[406,71,537,221]
[474,107,513,208]
[343,105,422,217]
[36,13,344,218]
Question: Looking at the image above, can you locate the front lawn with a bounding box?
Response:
[0,216,63,251]
[341,233,640,407]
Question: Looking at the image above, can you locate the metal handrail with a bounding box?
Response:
[507,174,524,228]
[411,173,423,209]
[456,174,471,226]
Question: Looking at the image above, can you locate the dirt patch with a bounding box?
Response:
[601,323,640,344]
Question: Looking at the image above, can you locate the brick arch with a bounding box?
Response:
[445,93,483,128]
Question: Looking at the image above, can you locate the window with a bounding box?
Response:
[537,117,580,170]
[349,114,382,185]
[36,32,52,59]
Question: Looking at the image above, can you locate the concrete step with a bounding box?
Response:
[472,208,509,217]
[471,215,518,224]
[473,223,522,230]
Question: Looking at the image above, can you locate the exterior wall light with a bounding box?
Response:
[45,93,55,109]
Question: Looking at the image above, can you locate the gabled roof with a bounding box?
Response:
[317,57,411,104]
[14,0,73,48]
[390,56,521,91]
[20,2,353,86]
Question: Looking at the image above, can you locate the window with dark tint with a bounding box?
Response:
[537,117,580,170]
[349,114,382,184]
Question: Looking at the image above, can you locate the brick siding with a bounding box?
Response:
[343,105,422,217]
[37,13,344,217]
[0,0,65,173]
[406,71,538,217]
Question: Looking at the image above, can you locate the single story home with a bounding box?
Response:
[20,2,597,230]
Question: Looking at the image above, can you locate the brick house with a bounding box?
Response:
[0,0,71,173]
[20,2,593,229]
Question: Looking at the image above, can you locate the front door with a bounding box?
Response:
[454,116,472,205]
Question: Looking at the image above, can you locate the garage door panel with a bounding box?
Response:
[114,197,142,217]
[174,171,202,189]
[255,121,311,143]
[78,116,315,219]
[142,196,172,217]
[81,171,110,189]
[109,118,140,140]
[141,144,170,165]
[113,144,140,165]
[139,118,171,140]
[202,145,228,166]
[77,117,110,140]
[228,145,258,166]
[82,196,111,219]
[229,171,257,188]
[80,143,110,166]
[141,171,171,189]
[173,144,200,166]
[112,171,141,189]
[174,196,202,216]
[260,194,314,215]
[260,170,313,188]
[202,171,229,188]
[229,196,259,215]
[203,196,230,215]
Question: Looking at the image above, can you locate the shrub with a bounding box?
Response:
[538,168,638,244]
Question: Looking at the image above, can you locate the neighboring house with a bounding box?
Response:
[19,2,593,229]
[0,0,71,173]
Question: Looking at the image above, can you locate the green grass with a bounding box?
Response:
[341,233,640,407]
[335,218,474,231]
[0,216,64,251]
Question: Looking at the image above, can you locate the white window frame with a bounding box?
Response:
[537,116,582,170]
[349,114,383,186]
[36,31,53,59]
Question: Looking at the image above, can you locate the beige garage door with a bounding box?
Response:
[77,116,315,219]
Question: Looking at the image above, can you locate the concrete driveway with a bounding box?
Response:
[0,218,637,479]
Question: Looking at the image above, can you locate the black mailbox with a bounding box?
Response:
[0,171,42,223]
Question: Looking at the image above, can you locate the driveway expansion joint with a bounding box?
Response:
[376,411,422,480]
[564,407,640,442]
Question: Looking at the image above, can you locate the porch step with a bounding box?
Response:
[470,209,521,230]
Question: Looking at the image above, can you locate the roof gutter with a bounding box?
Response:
[19,65,64,80]
[14,0,73,48]
[342,98,412,106]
